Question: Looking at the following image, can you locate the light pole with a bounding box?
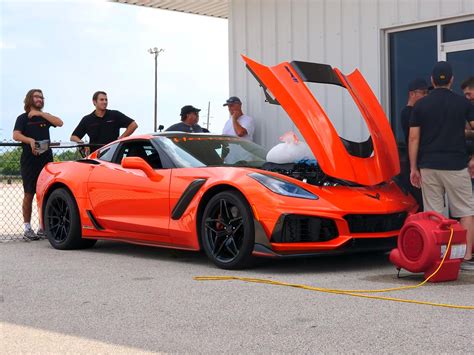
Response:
[148,47,164,132]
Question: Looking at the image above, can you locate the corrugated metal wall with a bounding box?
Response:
[229,0,473,148]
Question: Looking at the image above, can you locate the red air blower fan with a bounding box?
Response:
[390,211,467,282]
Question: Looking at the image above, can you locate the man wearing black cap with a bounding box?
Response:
[222,96,255,141]
[409,61,474,270]
[399,78,429,212]
[166,105,204,133]
[401,78,429,144]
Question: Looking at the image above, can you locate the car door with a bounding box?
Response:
[87,139,171,242]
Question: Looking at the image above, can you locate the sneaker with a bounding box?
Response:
[36,229,46,239]
[460,258,474,271]
[23,229,40,241]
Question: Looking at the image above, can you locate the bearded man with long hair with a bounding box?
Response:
[13,89,63,240]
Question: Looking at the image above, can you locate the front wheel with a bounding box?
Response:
[201,191,255,269]
[44,188,96,250]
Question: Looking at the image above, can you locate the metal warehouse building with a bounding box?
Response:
[115,0,473,148]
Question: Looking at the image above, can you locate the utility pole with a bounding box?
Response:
[206,101,210,130]
[148,47,164,132]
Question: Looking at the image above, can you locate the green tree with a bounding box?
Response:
[0,146,82,177]
[54,149,81,162]
[0,147,21,176]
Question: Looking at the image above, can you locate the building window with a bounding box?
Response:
[442,20,474,42]
[389,26,437,144]
[387,18,474,144]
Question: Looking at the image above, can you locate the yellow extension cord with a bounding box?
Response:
[195,227,474,310]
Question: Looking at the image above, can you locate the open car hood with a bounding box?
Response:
[242,55,399,186]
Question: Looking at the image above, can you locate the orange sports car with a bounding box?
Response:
[37,56,416,269]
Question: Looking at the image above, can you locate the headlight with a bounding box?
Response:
[248,173,318,200]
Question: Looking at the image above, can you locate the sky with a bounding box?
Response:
[0,0,229,142]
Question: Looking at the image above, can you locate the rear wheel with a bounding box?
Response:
[44,188,96,250]
[201,191,255,269]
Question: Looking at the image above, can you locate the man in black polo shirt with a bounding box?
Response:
[13,89,63,240]
[409,61,474,271]
[70,91,138,152]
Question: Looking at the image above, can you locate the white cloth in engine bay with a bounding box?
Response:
[266,131,314,164]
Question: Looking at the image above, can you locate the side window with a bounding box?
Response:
[97,143,118,162]
[115,141,162,169]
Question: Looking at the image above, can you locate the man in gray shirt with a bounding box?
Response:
[166,105,205,133]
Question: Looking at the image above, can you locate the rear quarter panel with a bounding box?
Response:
[37,161,94,229]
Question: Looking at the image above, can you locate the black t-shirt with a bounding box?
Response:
[165,122,204,133]
[467,102,474,155]
[13,113,53,158]
[400,105,413,144]
[72,109,134,147]
[410,88,474,170]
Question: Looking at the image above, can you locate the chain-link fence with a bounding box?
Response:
[0,142,88,241]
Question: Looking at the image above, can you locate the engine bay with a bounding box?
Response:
[260,160,356,187]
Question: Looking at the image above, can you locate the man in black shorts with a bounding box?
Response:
[409,61,474,271]
[13,89,63,240]
[70,91,138,152]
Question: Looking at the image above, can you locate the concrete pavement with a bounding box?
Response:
[1,240,473,353]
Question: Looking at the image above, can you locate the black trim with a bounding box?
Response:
[86,210,104,230]
[271,214,338,243]
[290,61,343,86]
[254,218,271,247]
[344,212,407,233]
[253,236,397,258]
[171,179,207,220]
[76,159,101,165]
[340,137,374,158]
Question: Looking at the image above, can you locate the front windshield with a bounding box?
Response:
[155,136,268,168]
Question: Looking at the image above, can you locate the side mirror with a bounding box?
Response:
[121,157,163,182]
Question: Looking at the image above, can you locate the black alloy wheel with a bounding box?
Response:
[201,191,255,269]
[47,194,71,243]
[44,188,96,250]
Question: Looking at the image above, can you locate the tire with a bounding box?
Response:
[201,191,255,269]
[44,188,97,250]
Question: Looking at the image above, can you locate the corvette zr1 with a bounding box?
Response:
[37,56,416,269]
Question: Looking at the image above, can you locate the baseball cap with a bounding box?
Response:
[408,78,429,92]
[223,96,242,106]
[180,105,201,116]
[431,61,453,86]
